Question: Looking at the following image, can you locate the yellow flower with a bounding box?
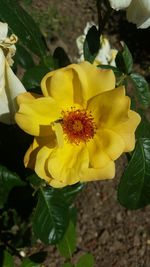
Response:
[15,62,141,188]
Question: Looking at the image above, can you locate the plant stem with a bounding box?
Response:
[96,0,113,36]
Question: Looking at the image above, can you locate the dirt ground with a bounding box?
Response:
[19,1,150,266]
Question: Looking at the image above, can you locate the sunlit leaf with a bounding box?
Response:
[58,221,76,258]
[0,0,47,57]
[2,251,14,267]
[32,187,69,244]
[76,253,94,267]
[21,258,41,267]
[62,263,74,267]
[118,138,150,209]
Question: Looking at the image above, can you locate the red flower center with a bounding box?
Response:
[61,108,96,144]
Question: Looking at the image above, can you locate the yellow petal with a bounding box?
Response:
[34,145,53,183]
[16,92,41,105]
[49,179,67,188]
[87,86,130,128]
[87,137,111,168]
[41,68,74,108]
[87,129,125,168]
[41,61,115,109]
[112,110,141,152]
[80,160,115,182]
[15,96,61,136]
[24,133,57,169]
[79,61,115,100]
[97,129,125,160]
[47,142,89,185]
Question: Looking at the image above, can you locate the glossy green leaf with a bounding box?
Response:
[118,138,150,209]
[58,221,76,258]
[115,42,133,74]
[61,183,85,205]
[21,258,41,267]
[0,0,47,57]
[136,112,150,139]
[0,165,25,208]
[76,253,94,267]
[32,187,69,244]
[16,45,35,69]
[130,73,150,109]
[2,251,14,267]
[83,26,100,63]
[22,64,49,89]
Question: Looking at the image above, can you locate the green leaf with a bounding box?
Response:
[136,111,150,139]
[27,173,44,189]
[115,42,133,74]
[98,64,122,78]
[53,47,71,68]
[0,165,25,208]
[130,73,150,109]
[118,138,150,209]
[58,221,76,258]
[62,263,74,267]
[15,45,35,69]
[22,63,49,89]
[76,253,94,267]
[61,183,85,205]
[32,187,69,244]
[21,258,41,267]
[83,26,100,63]
[0,0,47,57]
[2,251,14,267]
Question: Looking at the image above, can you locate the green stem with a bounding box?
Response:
[117,74,128,86]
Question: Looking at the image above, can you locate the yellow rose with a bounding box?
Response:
[15,61,141,188]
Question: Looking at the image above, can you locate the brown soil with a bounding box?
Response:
[19,1,150,266]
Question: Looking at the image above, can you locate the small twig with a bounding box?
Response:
[96,0,113,36]
[96,0,103,34]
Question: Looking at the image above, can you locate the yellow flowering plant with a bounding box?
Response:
[0,0,150,266]
[15,61,140,188]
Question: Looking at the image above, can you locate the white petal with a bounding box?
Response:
[0,22,8,41]
[109,0,132,10]
[0,49,26,124]
[138,17,150,28]
[83,21,96,35]
[141,0,150,12]
[76,35,85,55]
[127,0,150,28]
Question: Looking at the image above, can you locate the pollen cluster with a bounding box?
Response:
[61,108,96,144]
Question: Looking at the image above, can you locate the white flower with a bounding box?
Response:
[76,22,117,67]
[0,22,26,124]
[109,0,150,28]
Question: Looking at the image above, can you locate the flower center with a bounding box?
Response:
[61,108,96,144]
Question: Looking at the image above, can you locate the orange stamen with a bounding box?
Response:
[61,108,96,144]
